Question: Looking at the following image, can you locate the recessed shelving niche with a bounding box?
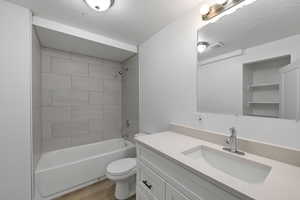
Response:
[243,55,291,118]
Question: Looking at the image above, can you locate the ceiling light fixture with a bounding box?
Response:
[84,0,114,12]
[200,0,246,21]
[197,42,210,53]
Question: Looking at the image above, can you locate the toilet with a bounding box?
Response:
[106,158,137,200]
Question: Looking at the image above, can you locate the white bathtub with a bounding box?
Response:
[35,138,135,200]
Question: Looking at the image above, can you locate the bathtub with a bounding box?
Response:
[35,138,135,200]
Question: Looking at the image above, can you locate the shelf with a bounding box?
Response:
[246,113,279,118]
[248,101,280,104]
[248,82,280,88]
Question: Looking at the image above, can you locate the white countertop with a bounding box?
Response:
[135,131,300,200]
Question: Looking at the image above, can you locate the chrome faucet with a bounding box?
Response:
[223,127,245,155]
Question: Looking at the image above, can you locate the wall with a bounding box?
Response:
[41,48,122,152]
[122,55,139,139]
[0,1,32,199]
[139,6,300,149]
[139,7,199,133]
[32,27,42,199]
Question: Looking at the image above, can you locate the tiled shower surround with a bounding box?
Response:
[41,48,122,152]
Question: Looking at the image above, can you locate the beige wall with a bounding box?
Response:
[41,48,123,152]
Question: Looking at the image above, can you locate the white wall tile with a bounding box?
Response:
[71,53,101,65]
[52,89,89,106]
[71,76,103,91]
[42,48,71,59]
[103,123,122,140]
[104,105,122,118]
[89,92,104,105]
[103,92,122,105]
[51,120,89,138]
[41,89,52,106]
[70,134,103,146]
[103,79,122,105]
[43,138,71,152]
[103,60,121,68]
[42,106,71,122]
[89,119,104,132]
[52,57,88,76]
[41,48,122,152]
[104,79,122,94]
[42,73,71,89]
[41,51,51,73]
[42,120,52,140]
[103,105,122,140]
[71,105,103,120]
[89,64,121,79]
[32,29,42,179]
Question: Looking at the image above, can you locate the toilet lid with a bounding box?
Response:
[107,158,136,176]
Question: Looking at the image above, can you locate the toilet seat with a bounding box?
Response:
[106,158,136,177]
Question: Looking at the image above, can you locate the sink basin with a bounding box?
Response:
[182,145,271,183]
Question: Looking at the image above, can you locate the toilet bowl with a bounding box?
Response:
[106,158,136,200]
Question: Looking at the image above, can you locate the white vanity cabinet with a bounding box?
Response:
[137,185,156,200]
[136,144,248,200]
[166,184,190,200]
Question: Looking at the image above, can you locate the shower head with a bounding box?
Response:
[114,68,128,78]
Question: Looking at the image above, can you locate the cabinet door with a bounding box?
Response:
[137,161,165,200]
[137,185,155,200]
[166,184,192,200]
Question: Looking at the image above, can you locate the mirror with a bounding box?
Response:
[197,0,300,120]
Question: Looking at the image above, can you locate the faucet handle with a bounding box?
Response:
[229,127,236,135]
[225,138,231,144]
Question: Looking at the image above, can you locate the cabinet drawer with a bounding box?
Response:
[137,161,165,200]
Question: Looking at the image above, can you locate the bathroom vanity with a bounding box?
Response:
[135,125,300,200]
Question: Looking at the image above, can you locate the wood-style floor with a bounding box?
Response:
[55,180,136,200]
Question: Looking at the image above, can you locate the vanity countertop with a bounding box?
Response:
[135,131,300,200]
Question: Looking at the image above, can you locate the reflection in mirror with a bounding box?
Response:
[197,0,300,120]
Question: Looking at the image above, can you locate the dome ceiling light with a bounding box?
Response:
[84,0,114,12]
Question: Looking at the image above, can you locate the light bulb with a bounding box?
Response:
[200,4,210,16]
[216,0,228,5]
[197,42,209,53]
[84,0,114,12]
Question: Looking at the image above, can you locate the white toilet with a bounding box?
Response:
[106,158,137,200]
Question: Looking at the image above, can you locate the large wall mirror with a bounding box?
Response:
[197,0,300,120]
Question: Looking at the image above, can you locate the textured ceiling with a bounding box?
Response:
[7,0,202,45]
[198,0,300,60]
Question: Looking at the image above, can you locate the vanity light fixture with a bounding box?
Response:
[84,0,114,12]
[216,0,229,5]
[199,4,211,16]
[200,0,246,21]
[197,42,210,53]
